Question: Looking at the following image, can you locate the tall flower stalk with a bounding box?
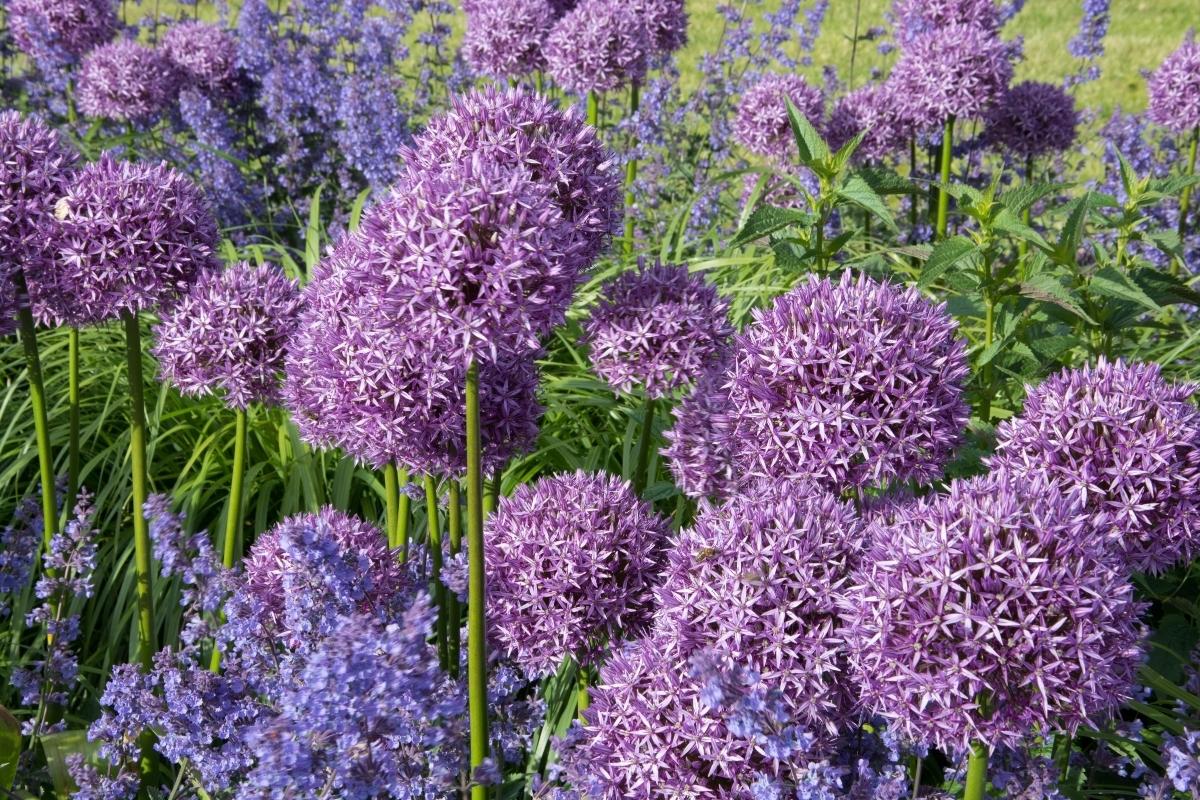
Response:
[1180,126,1198,237]
[465,360,490,799]
[15,277,57,555]
[623,82,641,257]
[66,327,81,521]
[223,409,247,569]
[936,115,955,239]
[964,741,989,800]
[425,473,447,667]
[384,462,411,555]
[122,311,155,669]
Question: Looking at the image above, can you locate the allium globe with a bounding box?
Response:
[77,39,181,123]
[842,472,1147,754]
[826,83,910,164]
[462,0,555,79]
[984,81,1080,159]
[151,262,303,410]
[484,471,669,677]
[888,24,1014,124]
[34,153,217,327]
[724,271,969,492]
[990,358,1200,574]
[657,479,864,743]
[0,111,77,330]
[409,85,620,266]
[1147,35,1200,134]
[661,366,737,500]
[8,0,117,60]
[733,73,825,162]
[632,0,688,57]
[544,0,651,95]
[582,262,732,398]
[161,21,239,94]
[891,0,1002,44]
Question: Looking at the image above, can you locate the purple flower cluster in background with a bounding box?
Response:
[888,23,1014,126]
[984,80,1080,160]
[76,39,181,123]
[1147,34,1200,135]
[733,73,825,163]
[545,0,650,95]
[8,0,116,72]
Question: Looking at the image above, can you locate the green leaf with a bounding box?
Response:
[1090,266,1160,312]
[831,130,866,174]
[917,236,978,289]
[856,166,920,196]
[772,239,809,272]
[786,99,829,166]
[1131,266,1200,306]
[836,175,898,232]
[304,183,325,274]
[347,187,372,232]
[1053,191,1102,266]
[1144,617,1200,685]
[991,207,1051,251]
[0,706,18,790]
[1149,174,1200,196]
[999,181,1066,215]
[40,730,94,797]
[1020,273,1096,325]
[731,205,813,247]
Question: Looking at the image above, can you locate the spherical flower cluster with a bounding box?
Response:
[77,39,182,123]
[545,0,651,95]
[0,111,77,330]
[34,154,217,326]
[842,473,1146,753]
[891,0,1001,44]
[632,0,688,57]
[990,358,1200,574]
[733,73,825,162]
[661,367,737,500]
[8,0,117,60]
[657,480,863,742]
[484,471,669,676]
[582,262,732,398]
[1147,35,1200,134]
[152,262,303,410]
[984,81,1080,159]
[724,271,969,492]
[826,83,909,163]
[161,21,239,94]
[462,0,555,79]
[888,24,1014,124]
[407,85,620,269]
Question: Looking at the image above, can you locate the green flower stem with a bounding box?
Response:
[15,274,58,557]
[936,115,956,240]
[122,311,155,671]
[623,82,641,259]
[465,361,491,800]
[1179,125,1199,239]
[484,474,498,518]
[447,480,463,677]
[577,665,590,721]
[633,396,657,494]
[223,409,247,569]
[586,91,599,129]
[66,327,81,524]
[425,474,447,668]
[963,741,988,800]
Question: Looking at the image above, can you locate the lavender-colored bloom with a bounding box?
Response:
[8,0,117,61]
[733,73,825,162]
[76,39,181,123]
[0,497,42,600]
[33,153,218,326]
[826,83,909,163]
[888,24,1014,124]
[152,262,302,410]
[723,272,969,492]
[1163,730,1200,794]
[990,358,1200,574]
[842,472,1147,754]
[462,0,555,79]
[544,0,651,95]
[1066,0,1111,86]
[632,0,688,57]
[143,494,227,629]
[891,0,1001,44]
[175,89,262,229]
[661,365,738,500]
[582,262,732,398]
[485,471,669,676]
[984,80,1080,159]
[657,479,863,744]
[410,86,621,263]
[1147,35,1200,134]
[161,21,239,95]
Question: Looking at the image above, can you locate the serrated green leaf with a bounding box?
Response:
[856,166,920,195]
[1090,266,1160,312]
[1131,267,1200,306]
[1020,273,1096,325]
[786,98,829,166]
[1054,191,1100,266]
[917,236,977,289]
[1149,174,1200,196]
[731,205,813,247]
[832,130,866,174]
[0,706,18,790]
[999,181,1066,215]
[992,207,1052,251]
[772,239,809,272]
[836,175,897,232]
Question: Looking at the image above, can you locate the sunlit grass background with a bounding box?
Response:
[123,0,1196,118]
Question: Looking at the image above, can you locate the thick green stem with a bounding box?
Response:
[447,480,462,677]
[384,463,400,549]
[465,362,490,798]
[15,276,57,555]
[66,327,80,523]
[623,82,641,259]
[936,115,956,240]
[633,397,657,493]
[425,474,447,668]
[963,741,988,800]
[1179,126,1199,239]
[577,666,590,721]
[122,312,155,671]
[223,409,247,569]
[586,91,599,129]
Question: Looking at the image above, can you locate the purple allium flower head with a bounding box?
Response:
[582,262,732,399]
[656,479,864,744]
[888,24,1014,124]
[733,73,825,163]
[8,0,117,60]
[989,358,1200,574]
[826,83,909,163]
[410,86,620,263]
[34,153,218,326]
[631,0,688,57]
[891,0,1001,44]
[462,0,555,79]
[0,111,77,331]
[724,272,969,492]
[544,0,651,95]
[152,262,303,410]
[161,21,239,95]
[1147,34,1200,134]
[984,80,1079,159]
[661,364,738,501]
[484,470,669,677]
[76,39,182,123]
[841,472,1147,754]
